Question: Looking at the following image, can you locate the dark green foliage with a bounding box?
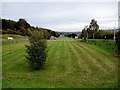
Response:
[19,27,28,36]
[2,18,60,38]
[94,30,114,39]
[0,18,2,29]
[46,29,60,38]
[89,19,99,39]
[15,18,31,30]
[26,30,47,70]
[81,30,116,39]
[2,29,19,34]
[43,30,51,39]
[2,19,16,30]
[65,33,77,38]
[116,31,120,54]
[2,18,30,35]
[81,28,88,40]
[80,19,99,40]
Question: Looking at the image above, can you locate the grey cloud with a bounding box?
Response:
[2,2,118,32]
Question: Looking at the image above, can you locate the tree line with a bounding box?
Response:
[1,18,60,70]
[80,19,119,40]
[64,33,78,38]
[80,29,116,39]
[81,19,99,40]
[1,18,60,39]
[80,19,120,54]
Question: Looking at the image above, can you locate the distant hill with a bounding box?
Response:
[1,18,60,39]
[59,31,81,35]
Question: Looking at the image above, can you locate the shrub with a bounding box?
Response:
[26,30,47,70]
[116,31,120,54]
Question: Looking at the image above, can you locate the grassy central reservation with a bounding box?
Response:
[2,35,118,88]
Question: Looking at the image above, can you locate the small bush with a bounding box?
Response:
[26,30,47,70]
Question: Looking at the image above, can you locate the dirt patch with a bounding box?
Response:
[113,54,120,57]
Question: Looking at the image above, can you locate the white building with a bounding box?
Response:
[8,37,14,40]
[75,36,78,39]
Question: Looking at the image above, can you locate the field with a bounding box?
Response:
[86,39,117,54]
[2,36,118,88]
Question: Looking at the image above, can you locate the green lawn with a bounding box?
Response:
[86,39,117,54]
[2,37,118,88]
[1,34,28,39]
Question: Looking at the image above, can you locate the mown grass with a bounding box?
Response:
[1,34,28,39]
[2,37,118,88]
[1,34,28,46]
[85,39,117,54]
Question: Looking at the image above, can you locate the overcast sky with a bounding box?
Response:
[1,0,119,32]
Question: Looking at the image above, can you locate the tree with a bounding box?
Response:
[20,27,27,36]
[2,19,16,30]
[43,30,51,39]
[1,18,60,38]
[81,25,89,41]
[89,19,99,39]
[26,29,47,70]
[71,33,76,38]
[116,30,120,54]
